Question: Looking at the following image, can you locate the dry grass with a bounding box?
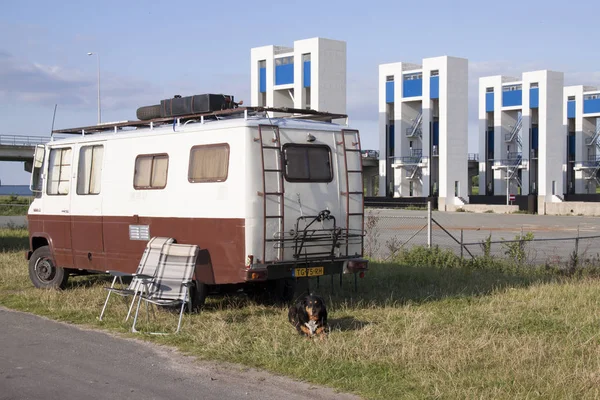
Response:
[2,227,600,399]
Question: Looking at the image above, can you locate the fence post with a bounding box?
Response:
[427,201,432,249]
[460,229,464,260]
[574,226,580,269]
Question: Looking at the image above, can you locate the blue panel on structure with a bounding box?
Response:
[487,129,494,156]
[532,127,538,150]
[568,134,576,157]
[389,124,395,148]
[275,64,294,85]
[486,93,494,112]
[530,88,539,108]
[259,67,266,93]
[430,76,439,99]
[303,61,311,87]
[403,79,422,98]
[584,98,600,114]
[432,121,439,146]
[386,81,394,103]
[567,100,576,118]
[502,90,522,107]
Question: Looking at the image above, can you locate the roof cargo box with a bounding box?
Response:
[160,94,235,118]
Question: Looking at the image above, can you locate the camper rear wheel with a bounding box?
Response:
[136,104,161,121]
[160,281,208,314]
[28,246,69,290]
[190,281,208,311]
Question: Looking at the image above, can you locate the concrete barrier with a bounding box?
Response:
[543,201,600,216]
[446,204,520,214]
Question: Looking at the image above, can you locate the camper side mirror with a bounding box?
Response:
[33,144,45,169]
[29,144,45,193]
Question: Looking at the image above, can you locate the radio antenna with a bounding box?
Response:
[50,104,57,141]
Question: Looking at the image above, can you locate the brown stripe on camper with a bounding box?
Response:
[27,215,245,285]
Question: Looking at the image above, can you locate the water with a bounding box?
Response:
[0,185,32,196]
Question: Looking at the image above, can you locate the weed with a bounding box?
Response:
[364,212,381,259]
[500,232,535,265]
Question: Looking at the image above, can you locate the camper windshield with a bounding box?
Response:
[283,144,332,182]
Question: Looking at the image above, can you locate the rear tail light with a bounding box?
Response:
[343,259,369,274]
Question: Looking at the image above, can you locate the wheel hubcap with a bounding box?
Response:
[35,258,55,282]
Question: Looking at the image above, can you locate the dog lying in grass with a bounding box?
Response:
[288,294,328,338]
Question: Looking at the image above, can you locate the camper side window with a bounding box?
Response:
[47,147,72,196]
[282,144,332,182]
[77,145,104,195]
[133,154,169,190]
[188,144,230,183]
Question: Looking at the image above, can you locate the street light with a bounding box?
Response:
[87,52,101,124]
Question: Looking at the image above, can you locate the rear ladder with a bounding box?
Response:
[337,129,365,256]
[256,124,285,262]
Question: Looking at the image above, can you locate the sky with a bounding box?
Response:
[1,0,600,184]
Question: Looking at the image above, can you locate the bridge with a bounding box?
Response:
[0,135,50,172]
[0,136,478,195]
[0,135,48,161]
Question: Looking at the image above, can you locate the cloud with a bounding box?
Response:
[0,52,87,103]
[0,50,163,112]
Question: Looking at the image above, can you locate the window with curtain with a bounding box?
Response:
[134,154,169,189]
[77,145,104,195]
[283,144,332,182]
[188,144,230,183]
[47,147,72,195]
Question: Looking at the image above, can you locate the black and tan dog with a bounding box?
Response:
[288,294,328,338]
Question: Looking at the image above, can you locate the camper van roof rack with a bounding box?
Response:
[52,107,348,135]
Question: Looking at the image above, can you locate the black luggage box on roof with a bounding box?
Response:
[160,94,235,118]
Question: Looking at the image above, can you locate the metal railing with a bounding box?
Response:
[404,165,421,179]
[406,111,423,138]
[585,124,600,149]
[0,135,50,147]
[390,156,423,165]
[504,114,523,151]
[468,153,479,161]
[361,150,380,159]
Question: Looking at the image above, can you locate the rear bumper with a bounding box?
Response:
[242,258,369,282]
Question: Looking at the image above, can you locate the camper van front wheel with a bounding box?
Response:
[28,246,69,290]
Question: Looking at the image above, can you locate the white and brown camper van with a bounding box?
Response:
[26,97,368,304]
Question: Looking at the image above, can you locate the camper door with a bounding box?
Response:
[70,143,105,271]
[43,146,74,267]
[276,129,342,262]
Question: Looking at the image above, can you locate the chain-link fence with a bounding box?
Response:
[462,234,600,269]
[364,206,600,269]
[365,207,464,261]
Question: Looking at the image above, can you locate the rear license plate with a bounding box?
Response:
[294,267,324,277]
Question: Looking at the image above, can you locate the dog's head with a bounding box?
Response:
[302,295,326,321]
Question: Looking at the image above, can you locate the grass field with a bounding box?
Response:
[2,227,600,399]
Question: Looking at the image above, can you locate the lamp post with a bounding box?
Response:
[87,52,101,124]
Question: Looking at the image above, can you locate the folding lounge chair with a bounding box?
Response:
[99,237,175,322]
[131,242,200,335]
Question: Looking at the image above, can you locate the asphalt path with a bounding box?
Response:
[0,216,26,228]
[0,307,360,400]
